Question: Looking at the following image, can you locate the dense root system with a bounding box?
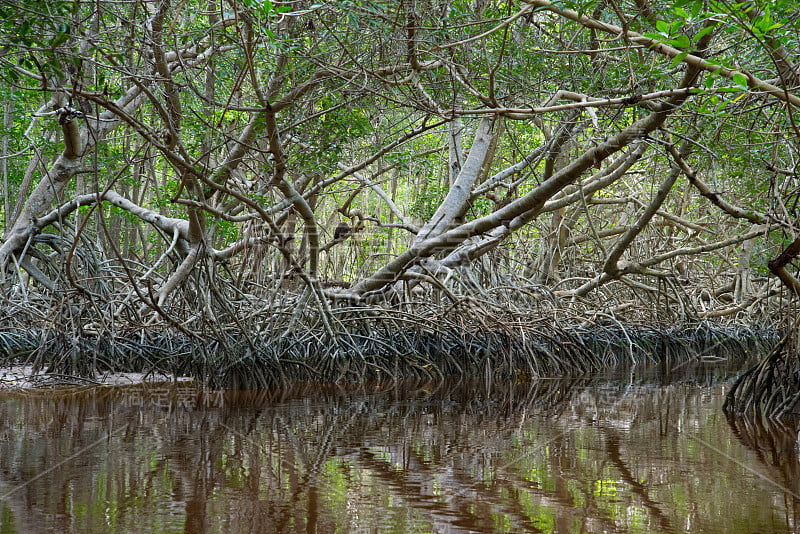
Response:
[0,302,779,389]
[723,331,800,419]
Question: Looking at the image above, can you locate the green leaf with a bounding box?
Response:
[732,72,749,88]
[655,19,670,34]
[673,7,689,19]
[666,35,690,48]
[693,25,715,44]
[670,51,689,67]
[49,23,71,48]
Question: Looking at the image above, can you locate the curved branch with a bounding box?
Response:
[602,138,685,276]
[565,226,769,298]
[264,103,320,277]
[35,191,189,239]
[351,83,695,298]
[0,82,145,270]
[157,244,201,307]
[522,0,800,108]
[664,142,769,226]
[768,237,800,296]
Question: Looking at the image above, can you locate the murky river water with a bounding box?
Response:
[0,361,798,533]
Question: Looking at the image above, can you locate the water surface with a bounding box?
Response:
[0,361,798,533]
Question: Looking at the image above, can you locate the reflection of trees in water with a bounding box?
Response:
[727,415,800,530]
[217,378,595,532]
[0,385,227,533]
[0,365,789,533]
[0,380,591,532]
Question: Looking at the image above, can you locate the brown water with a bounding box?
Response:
[0,362,798,533]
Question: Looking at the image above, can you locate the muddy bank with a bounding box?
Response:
[0,365,193,390]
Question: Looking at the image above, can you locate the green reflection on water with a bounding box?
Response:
[0,362,797,533]
[1,504,17,534]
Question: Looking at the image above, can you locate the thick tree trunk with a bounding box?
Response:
[0,107,83,272]
[0,85,144,273]
[416,117,496,242]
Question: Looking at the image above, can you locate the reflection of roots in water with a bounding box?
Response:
[221,377,592,418]
[1,355,759,433]
[727,414,800,497]
[0,364,782,533]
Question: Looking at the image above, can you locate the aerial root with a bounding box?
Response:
[0,307,779,389]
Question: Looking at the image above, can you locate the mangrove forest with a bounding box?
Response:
[0,0,799,416]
